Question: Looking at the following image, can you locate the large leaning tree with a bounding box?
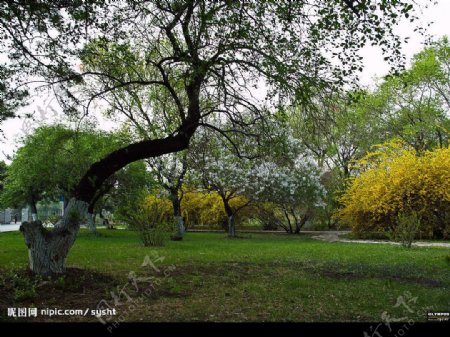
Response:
[79,40,193,239]
[0,0,426,275]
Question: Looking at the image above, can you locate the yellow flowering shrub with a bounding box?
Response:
[337,142,450,239]
[142,191,256,229]
[141,195,173,224]
[182,191,257,228]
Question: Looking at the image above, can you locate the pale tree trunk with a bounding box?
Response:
[86,200,97,233]
[86,213,96,233]
[173,215,185,240]
[20,198,88,276]
[228,214,236,238]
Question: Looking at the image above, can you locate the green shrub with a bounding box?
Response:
[257,210,279,231]
[388,211,420,248]
[126,201,171,247]
[47,214,61,225]
[141,224,170,247]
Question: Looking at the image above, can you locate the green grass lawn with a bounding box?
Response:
[0,229,449,322]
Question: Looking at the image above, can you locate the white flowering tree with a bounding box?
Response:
[146,151,188,240]
[190,121,326,236]
[249,158,326,233]
[189,134,253,237]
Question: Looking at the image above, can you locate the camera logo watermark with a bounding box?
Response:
[427,312,449,322]
[364,291,439,337]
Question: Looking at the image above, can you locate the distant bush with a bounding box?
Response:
[307,221,330,231]
[254,204,280,230]
[314,168,344,230]
[388,211,420,248]
[126,197,172,246]
[337,142,450,239]
[140,224,168,247]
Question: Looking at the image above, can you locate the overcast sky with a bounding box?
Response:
[1,0,450,163]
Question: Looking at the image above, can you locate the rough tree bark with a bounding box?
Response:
[85,198,100,233]
[20,198,88,276]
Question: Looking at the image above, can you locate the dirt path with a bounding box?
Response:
[310,231,347,242]
[311,232,450,248]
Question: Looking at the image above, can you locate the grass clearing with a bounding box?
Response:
[0,229,449,322]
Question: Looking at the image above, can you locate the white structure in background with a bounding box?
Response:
[4,209,11,224]
[0,207,31,231]
[21,208,29,222]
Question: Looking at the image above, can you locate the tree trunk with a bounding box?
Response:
[294,213,309,234]
[343,164,350,179]
[220,195,236,238]
[283,208,293,234]
[170,192,185,240]
[172,215,185,240]
[228,214,236,238]
[86,213,96,233]
[86,201,97,233]
[73,132,194,203]
[20,198,88,276]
